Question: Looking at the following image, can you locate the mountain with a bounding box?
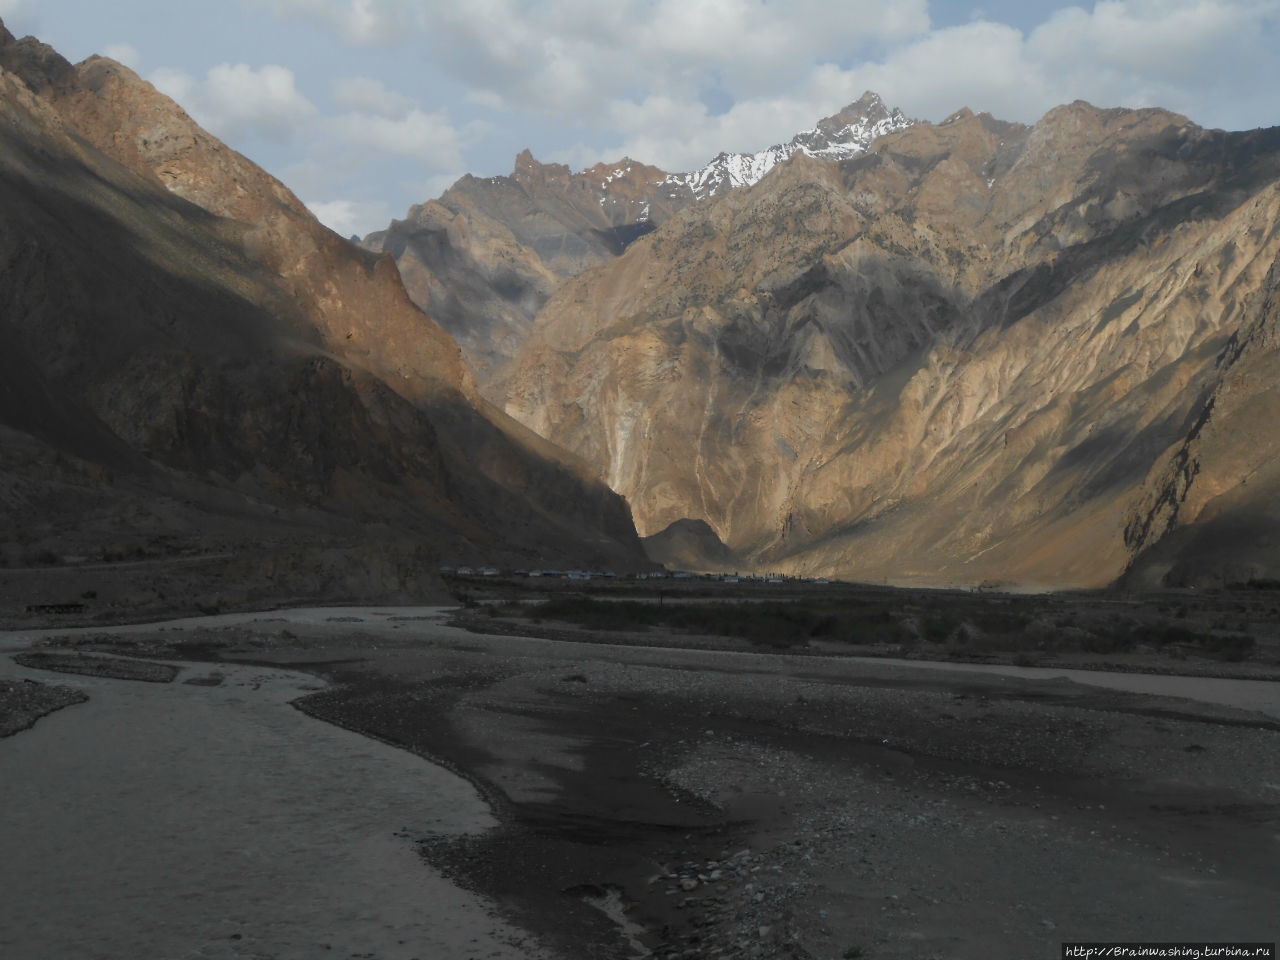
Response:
[642,518,732,572]
[665,92,912,200]
[0,19,648,599]
[498,102,1280,589]
[360,151,678,383]
[362,94,913,385]
[20,9,1271,594]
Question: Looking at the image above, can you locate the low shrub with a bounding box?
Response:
[522,597,905,648]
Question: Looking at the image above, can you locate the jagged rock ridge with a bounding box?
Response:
[363,94,913,385]
[665,92,913,200]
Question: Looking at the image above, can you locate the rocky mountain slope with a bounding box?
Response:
[361,150,676,382]
[499,103,1280,588]
[363,94,911,384]
[0,19,647,590]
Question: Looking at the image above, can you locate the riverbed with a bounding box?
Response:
[4,607,1278,959]
[6,605,1277,718]
[0,646,554,960]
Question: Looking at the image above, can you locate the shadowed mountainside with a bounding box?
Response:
[642,518,733,572]
[0,20,648,591]
[361,151,671,384]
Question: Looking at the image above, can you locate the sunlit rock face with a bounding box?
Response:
[500,101,1280,588]
[363,95,914,388]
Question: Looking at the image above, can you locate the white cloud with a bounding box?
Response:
[637,0,928,76]
[148,66,197,107]
[427,0,932,112]
[1022,0,1280,117]
[345,0,405,44]
[304,197,391,237]
[331,108,466,167]
[254,0,407,46]
[853,20,1049,123]
[463,88,506,112]
[576,0,1280,173]
[855,0,1280,127]
[332,75,415,117]
[202,63,317,140]
[414,170,466,202]
[102,42,140,70]
[1031,0,1269,75]
[150,62,317,143]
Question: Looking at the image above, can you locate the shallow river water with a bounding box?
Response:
[845,655,1280,719]
[6,605,1277,719]
[0,645,551,960]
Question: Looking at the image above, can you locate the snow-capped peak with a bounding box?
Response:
[662,92,913,201]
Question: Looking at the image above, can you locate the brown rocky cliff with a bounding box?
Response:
[364,149,679,386]
[0,36,473,405]
[511,148,574,189]
[366,95,915,391]
[499,105,1280,587]
[1122,224,1280,587]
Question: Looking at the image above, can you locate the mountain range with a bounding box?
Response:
[361,92,910,384]
[7,15,1280,593]
[370,94,1280,590]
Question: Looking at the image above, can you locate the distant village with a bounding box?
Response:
[438,566,833,585]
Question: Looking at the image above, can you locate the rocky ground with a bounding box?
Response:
[0,677,87,737]
[35,607,1280,960]
[11,651,178,682]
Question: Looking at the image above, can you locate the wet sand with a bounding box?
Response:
[0,648,555,960]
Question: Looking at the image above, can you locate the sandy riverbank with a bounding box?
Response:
[13,606,1275,959]
[0,642,558,960]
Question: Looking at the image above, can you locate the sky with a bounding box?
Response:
[4,0,1277,238]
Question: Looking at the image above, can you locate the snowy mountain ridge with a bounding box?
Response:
[363,93,914,379]
[658,91,913,204]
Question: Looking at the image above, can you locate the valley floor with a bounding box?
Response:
[2,607,1278,960]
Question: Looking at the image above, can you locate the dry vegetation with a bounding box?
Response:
[449,574,1280,677]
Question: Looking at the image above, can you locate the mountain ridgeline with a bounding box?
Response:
[502,105,1280,588]
[0,18,648,592]
[8,8,1280,593]
[362,92,910,385]
[374,95,1280,589]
